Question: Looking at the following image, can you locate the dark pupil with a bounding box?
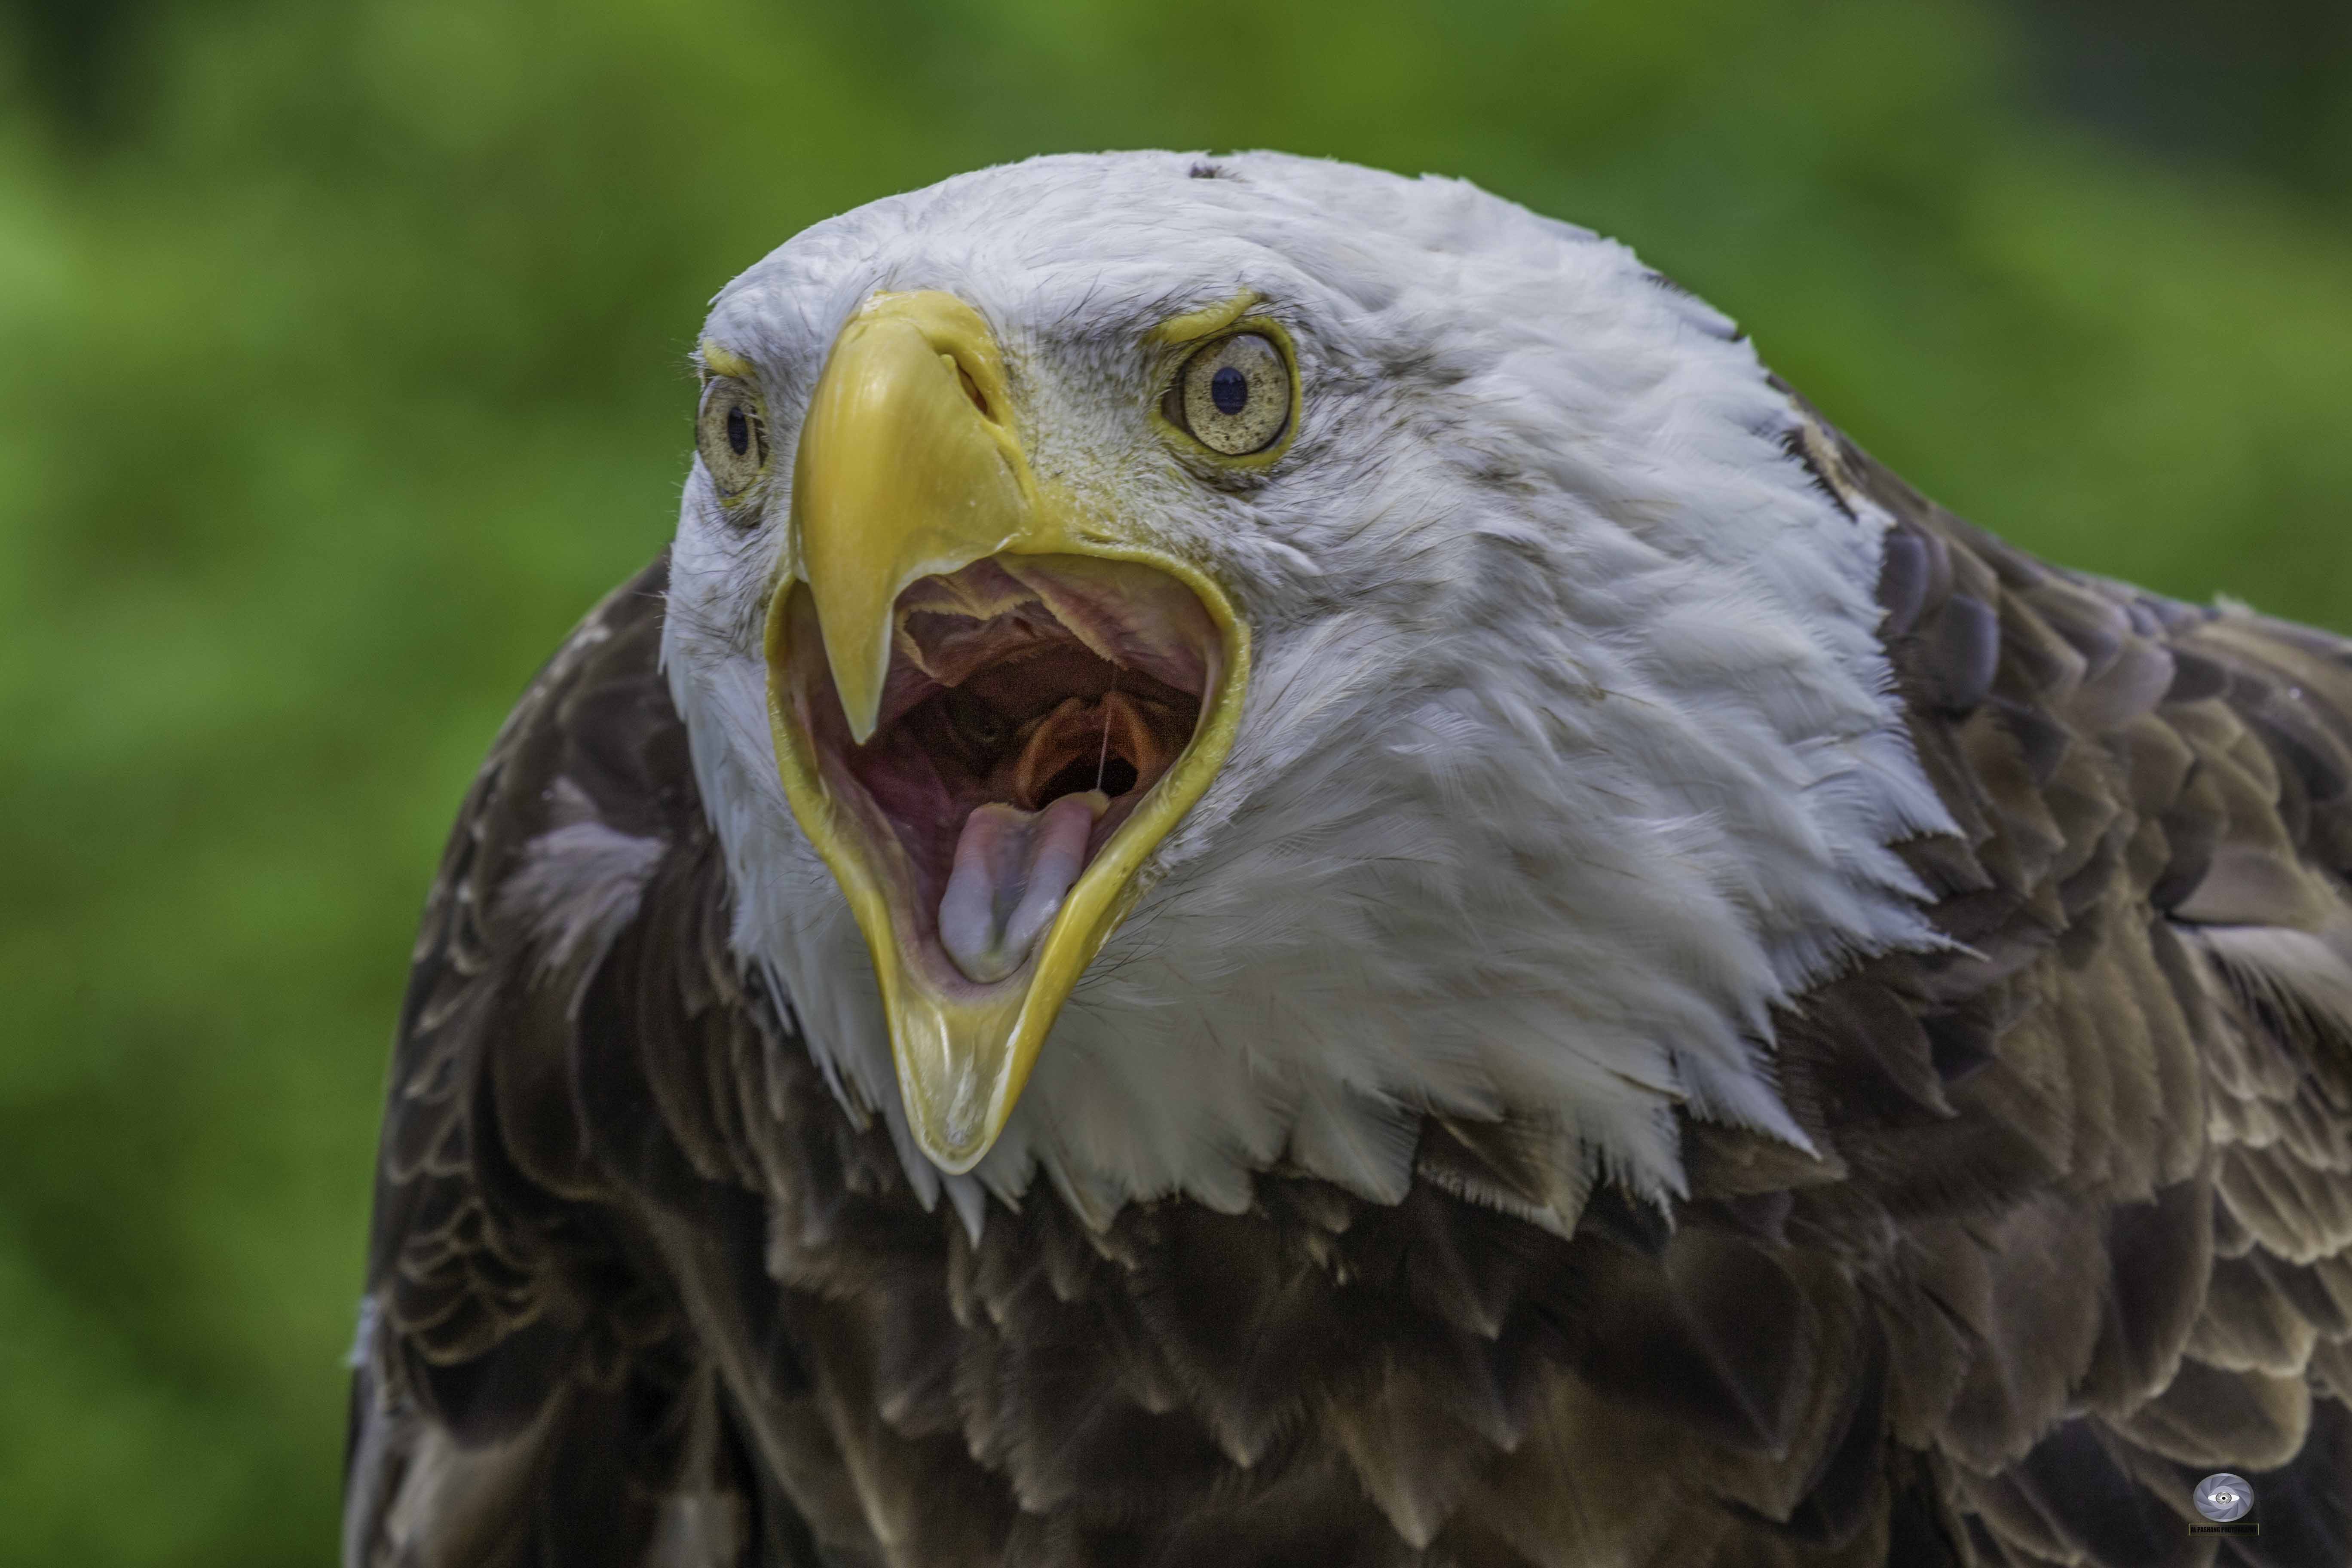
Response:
[726,403,751,458]
[1209,364,1250,416]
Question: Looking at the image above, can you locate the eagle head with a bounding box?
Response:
[661,151,1953,1233]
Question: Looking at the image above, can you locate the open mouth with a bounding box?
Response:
[776,553,1217,989]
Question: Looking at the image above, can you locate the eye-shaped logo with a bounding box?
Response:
[2194,1473,2254,1523]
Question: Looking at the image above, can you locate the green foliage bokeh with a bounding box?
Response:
[2,0,2348,1559]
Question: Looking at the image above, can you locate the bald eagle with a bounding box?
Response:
[346,153,2352,1568]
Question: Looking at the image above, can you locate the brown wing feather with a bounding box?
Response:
[1805,406,2352,1568]
[358,407,2352,1565]
[346,556,826,1568]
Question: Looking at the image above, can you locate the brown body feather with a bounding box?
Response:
[347,418,2352,1566]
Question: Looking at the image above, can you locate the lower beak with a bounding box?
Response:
[763,291,1250,1173]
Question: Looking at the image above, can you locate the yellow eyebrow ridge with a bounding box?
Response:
[699,340,756,379]
[1148,291,1262,346]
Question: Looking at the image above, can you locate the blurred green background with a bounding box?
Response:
[3,0,2350,1559]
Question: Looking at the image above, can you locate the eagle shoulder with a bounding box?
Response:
[345,553,824,1568]
[1758,418,2352,1565]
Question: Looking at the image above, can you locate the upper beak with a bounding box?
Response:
[762,291,1251,1173]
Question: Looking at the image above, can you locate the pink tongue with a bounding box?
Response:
[937,791,1109,984]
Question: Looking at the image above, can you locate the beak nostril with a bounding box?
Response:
[952,359,989,419]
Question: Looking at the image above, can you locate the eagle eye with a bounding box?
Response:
[696,375,769,510]
[1164,331,1290,457]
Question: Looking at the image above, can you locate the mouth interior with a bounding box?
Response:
[785,554,1213,990]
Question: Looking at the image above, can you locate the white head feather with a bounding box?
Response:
[662,151,1955,1234]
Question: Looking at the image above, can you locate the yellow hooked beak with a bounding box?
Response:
[763,291,1250,1173]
